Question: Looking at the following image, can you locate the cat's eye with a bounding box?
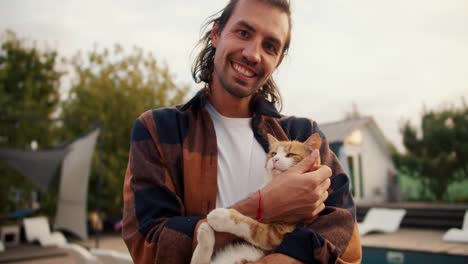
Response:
[271,152,277,156]
[286,153,297,158]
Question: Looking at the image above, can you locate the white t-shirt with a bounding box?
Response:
[205,103,266,208]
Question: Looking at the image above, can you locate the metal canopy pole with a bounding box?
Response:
[95,124,103,249]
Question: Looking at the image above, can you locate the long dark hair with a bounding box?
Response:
[191,0,292,110]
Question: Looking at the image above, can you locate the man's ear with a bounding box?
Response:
[211,22,220,48]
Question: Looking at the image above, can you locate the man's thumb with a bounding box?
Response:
[293,149,319,173]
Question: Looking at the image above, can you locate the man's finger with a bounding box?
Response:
[319,188,328,203]
[312,202,325,217]
[309,165,332,182]
[319,178,331,192]
[290,149,319,173]
[271,169,281,178]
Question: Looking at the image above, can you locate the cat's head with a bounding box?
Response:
[265,133,321,174]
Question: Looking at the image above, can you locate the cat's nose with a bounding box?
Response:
[272,157,279,163]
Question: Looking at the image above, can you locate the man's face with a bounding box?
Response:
[211,0,289,99]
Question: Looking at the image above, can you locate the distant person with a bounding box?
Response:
[122,0,361,263]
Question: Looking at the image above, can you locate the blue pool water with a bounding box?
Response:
[363,247,468,264]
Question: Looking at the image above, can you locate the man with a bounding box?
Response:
[122,0,362,263]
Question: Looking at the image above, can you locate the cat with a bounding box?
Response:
[191,133,322,264]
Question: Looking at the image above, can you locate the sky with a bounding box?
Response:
[1,0,467,151]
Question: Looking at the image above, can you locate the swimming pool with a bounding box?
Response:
[363,247,468,264]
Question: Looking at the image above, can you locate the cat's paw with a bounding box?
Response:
[207,208,234,232]
[197,222,215,248]
[191,222,215,264]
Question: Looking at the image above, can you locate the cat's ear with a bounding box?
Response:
[267,134,279,146]
[304,133,321,150]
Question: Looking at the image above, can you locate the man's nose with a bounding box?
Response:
[242,40,261,65]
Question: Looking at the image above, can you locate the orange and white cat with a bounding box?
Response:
[191,133,322,264]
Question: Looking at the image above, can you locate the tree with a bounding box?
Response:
[0,30,62,148]
[60,45,189,216]
[393,102,468,200]
[0,31,63,216]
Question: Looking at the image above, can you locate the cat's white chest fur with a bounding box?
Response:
[191,221,265,264]
[211,243,265,264]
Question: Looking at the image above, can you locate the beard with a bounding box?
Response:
[219,74,256,98]
[215,54,266,99]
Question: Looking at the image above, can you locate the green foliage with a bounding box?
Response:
[393,102,468,201]
[60,45,189,215]
[399,173,468,203]
[0,31,62,216]
[1,31,189,221]
[0,30,62,147]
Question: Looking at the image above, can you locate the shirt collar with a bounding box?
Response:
[179,88,282,118]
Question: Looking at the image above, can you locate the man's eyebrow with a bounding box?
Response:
[237,20,283,48]
[265,36,281,48]
[237,20,256,33]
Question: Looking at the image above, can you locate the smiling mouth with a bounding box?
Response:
[231,61,256,78]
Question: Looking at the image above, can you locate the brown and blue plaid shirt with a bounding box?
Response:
[122,90,362,263]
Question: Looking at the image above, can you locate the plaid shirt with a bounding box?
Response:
[122,90,362,263]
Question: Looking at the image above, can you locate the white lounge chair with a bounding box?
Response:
[23,216,131,263]
[61,243,101,264]
[443,210,468,243]
[90,248,133,264]
[358,208,406,236]
[23,216,67,246]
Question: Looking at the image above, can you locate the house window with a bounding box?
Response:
[347,154,364,199]
[358,154,364,199]
[347,156,356,196]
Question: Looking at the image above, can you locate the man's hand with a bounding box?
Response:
[261,149,332,223]
[247,253,303,264]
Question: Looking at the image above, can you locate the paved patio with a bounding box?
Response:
[2,229,467,263]
[0,234,127,264]
[74,234,128,253]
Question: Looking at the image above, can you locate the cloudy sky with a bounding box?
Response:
[1,0,467,150]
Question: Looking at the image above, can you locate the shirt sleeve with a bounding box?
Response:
[273,122,362,264]
[122,112,202,264]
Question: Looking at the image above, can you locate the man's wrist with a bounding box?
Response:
[231,191,259,220]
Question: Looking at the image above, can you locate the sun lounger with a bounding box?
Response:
[61,243,100,264]
[23,216,67,246]
[23,216,131,263]
[443,210,468,243]
[0,224,20,246]
[358,208,407,236]
[90,248,133,264]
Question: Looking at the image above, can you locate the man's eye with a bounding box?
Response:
[238,30,249,38]
[264,43,278,54]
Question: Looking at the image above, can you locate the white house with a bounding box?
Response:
[320,116,398,204]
